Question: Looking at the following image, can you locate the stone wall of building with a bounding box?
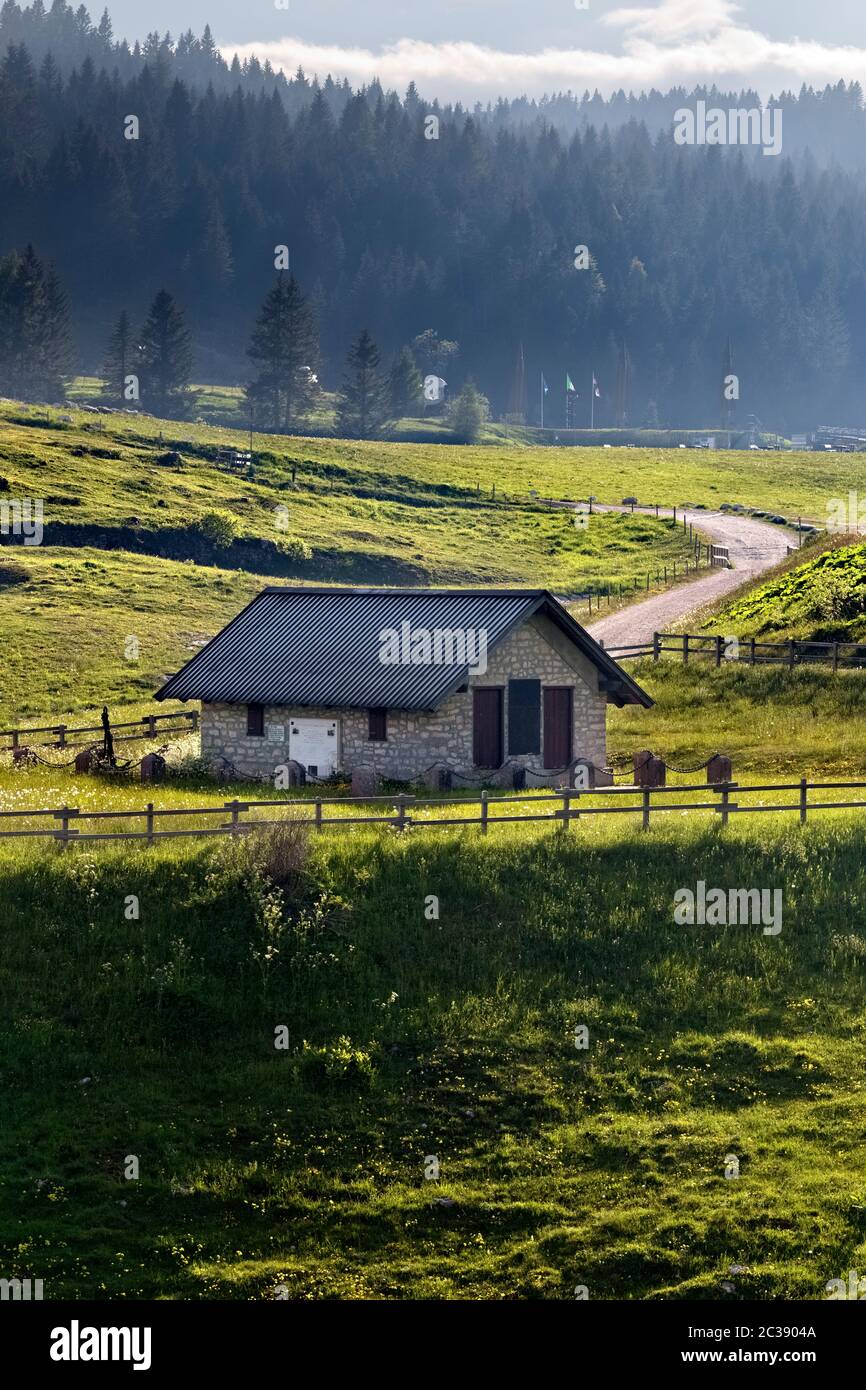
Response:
[199,614,608,782]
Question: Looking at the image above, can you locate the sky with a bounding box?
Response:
[106,0,866,100]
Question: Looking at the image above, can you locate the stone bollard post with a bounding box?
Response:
[706,754,732,785]
[633,750,666,787]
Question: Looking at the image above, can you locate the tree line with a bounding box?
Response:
[3,5,866,427]
[0,245,490,440]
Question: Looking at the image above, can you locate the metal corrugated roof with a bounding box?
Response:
[155,587,652,711]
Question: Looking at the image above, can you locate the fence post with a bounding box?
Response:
[833,642,839,674]
[227,800,243,839]
[715,635,723,667]
[56,724,67,749]
[480,789,489,835]
[653,632,661,662]
[559,789,571,831]
[642,788,651,830]
[750,638,756,666]
[11,729,18,751]
[315,798,323,832]
[146,802,154,845]
[146,714,157,738]
[720,783,730,827]
[683,634,690,665]
[789,639,796,669]
[395,793,411,831]
[189,710,200,732]
[55,805,78,849]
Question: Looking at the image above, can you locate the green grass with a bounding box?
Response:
[0,548,262,726]
[2,818,866,1299]
[3,397,858,538]
[704,537,866,643]
[0,400,699,594]
[609,660,866,779]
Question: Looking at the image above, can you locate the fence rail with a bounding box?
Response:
[3,778,866,847]
[629,633,866,670]
[0,710,199,752]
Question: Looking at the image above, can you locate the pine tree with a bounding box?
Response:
[388,346,422,419]
[138,290,194,419]
[0,244,71,401]
[336,329,390,439]
[100,309,134,405]
[246,274,318,430]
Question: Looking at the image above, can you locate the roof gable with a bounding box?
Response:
[156,587,652,711]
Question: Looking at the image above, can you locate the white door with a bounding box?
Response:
[288,717,340,778]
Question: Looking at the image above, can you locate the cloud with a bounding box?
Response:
[220,1,866,100]
[602,0,741,42]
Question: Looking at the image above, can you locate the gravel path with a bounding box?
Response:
[553,503,796,649]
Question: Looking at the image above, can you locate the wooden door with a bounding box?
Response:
[543,687,573,769]
[473,687,503,767]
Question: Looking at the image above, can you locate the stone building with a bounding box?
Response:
[156,586,652,784]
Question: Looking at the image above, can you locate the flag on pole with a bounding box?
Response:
[566,373,576,394]
[542,373,549,395]
[592,373,601,398]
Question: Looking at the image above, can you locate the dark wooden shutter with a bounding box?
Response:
[246,703,265,737]
[543,687,573,769]
[507,679,541,755]
[368,708,387,742]
[473,688,503,767]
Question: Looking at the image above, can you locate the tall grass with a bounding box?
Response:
[3,817,866,1299]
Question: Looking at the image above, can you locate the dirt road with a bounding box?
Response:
[563,504,796,648]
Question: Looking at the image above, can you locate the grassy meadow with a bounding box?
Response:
[2,817,866,1300]
[3,396,866,1302]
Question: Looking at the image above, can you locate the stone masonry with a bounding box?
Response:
[199,613,608,782]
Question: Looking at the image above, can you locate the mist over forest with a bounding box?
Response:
[2,0,865,430]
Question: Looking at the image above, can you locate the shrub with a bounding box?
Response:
[276,537,312,564]
[448,381,490,444]
[245,820,310,892]
[300,1036,376,1088]
[195,509,239,548]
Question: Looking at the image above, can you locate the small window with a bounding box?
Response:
[246,703,265,737]
[368,707,387,742]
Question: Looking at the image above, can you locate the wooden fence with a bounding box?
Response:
[0,710,199,753]
[619,633,866,669]
[604,634,866,667]
[3,778,866,847]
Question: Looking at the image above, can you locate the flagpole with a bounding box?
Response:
[590,372,594,431]
[540,370,544,431]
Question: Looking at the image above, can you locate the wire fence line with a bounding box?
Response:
[2,777,866,848]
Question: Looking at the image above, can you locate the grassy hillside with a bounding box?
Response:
[705,538,866,643]
[3,399,861,533]
[0,548,261,726]
[609,662,866,778]
[2,818,866,1300]
[0,402,698,592]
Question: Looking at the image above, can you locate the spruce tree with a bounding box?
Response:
[336,329,390,440]
[246,274,318,431]
[100,309,134,405]
[0,244,71,402]
[138,290,194,419]
[388,346,422,419]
